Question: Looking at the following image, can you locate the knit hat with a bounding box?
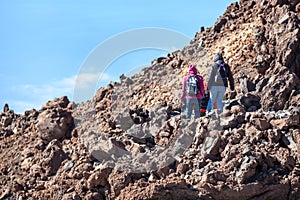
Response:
[189,65,197,75]
[213,53,224,62]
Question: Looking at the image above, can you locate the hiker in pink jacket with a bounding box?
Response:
[180,65,205,119]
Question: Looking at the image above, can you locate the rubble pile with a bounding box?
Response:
[0,0,299,199]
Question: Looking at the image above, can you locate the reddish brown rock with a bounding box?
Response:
[252,118,270,131]
[1,0,300,199]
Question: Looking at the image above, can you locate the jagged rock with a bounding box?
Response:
[87,167,112,189]
[176,163,189,175]
[2,0,300,199]
[239,93,261,111]
[276,148,296,171]
[1,116,12,128]
[230,104,246,115]
[108,171,143,198]
[94,87,109,102]
[0,111,14,128]
[266,129,281,143]
[116,179,199,200]
[36,97,73,142]
[251,118,270,130]
[235,156,257,184]
[3,104,9,113]
[41,139,68,176]
[120,74,134,85]
[281,132,298,152]
[201,130,221,160]
[85,192,104,200]
[238,71,256,94]
[270,109,299,130]
[115,108,135,130]
[220,114,238,129]
[62,192,81,200]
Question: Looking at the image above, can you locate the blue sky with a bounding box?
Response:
[0,0,236,113]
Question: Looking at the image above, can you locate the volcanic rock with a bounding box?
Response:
[1,0,300,199]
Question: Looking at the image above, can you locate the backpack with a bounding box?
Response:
[214,62,227,84]
[187,75,199,96]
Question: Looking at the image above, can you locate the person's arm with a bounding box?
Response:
[180,77,186,103]
[226,65,234,90]
[198,75,205,97]
[206,64,216,90]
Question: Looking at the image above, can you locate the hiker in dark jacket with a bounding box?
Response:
[180,65,205,119]
[206,53,234,113]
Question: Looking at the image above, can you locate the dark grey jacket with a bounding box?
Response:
[207,57,234,90]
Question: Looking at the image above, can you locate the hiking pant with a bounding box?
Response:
[185,98,201,119]
[207,86,226,113]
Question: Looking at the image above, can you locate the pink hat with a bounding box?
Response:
[189,65,197,75]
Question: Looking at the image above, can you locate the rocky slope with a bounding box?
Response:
[1,0,300,199]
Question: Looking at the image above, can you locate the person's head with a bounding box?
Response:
[214,53,223,62]
[189,64,197,75]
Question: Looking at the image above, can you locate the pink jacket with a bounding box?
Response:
[181,66,205,102]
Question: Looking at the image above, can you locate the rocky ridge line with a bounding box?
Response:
[0,0,300,199]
